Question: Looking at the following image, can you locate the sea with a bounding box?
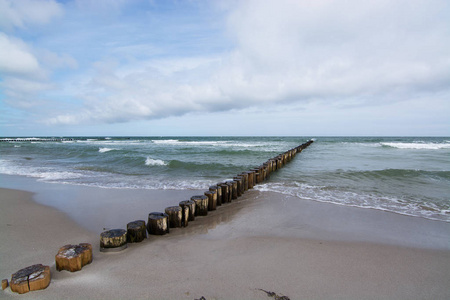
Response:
[0,136,449,222]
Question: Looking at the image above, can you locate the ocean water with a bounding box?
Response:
[0,136,449,222]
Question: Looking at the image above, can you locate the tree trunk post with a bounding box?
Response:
[147,212,170,235]
[240,172,249,191]
[211,185,222,206]
[55,243,93,272]
[204,190,217,211]
[126,220,147,243]
[233,176,243,197]
[165,206,182,228]
[218,183,229,204]
[100,229,127,252]
[10,264,51,294]
[225,182,233,202]
[179,200,195,223]
[227,180,238,200]
[1,279,8,290]
[245,171,255,189]
[191,195,208,216]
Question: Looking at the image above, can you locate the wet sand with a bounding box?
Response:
[1,182,450,299]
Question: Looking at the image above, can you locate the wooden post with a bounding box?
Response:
[147,212,170,235]
[218,183,229,204]
[10,264,51,294]
[262,163,268,180]
[246,171,255,189]
[179,200,195,222]
[233,176,243,197]
[251,168,260,184]
[165,206,182,228]
[100,229,127,252]
[204,190,217,211]
[210,185,222,206]
[226,182,233,202]
[55,243,93,272]
[1,279,7,290]
[179,204,189,227]
[127,220,147,243]
[191,195,208,216]
[240,172,249,191]
[277,157,282,169]
[227,180,238,200]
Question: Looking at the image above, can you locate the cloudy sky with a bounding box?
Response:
[0,0,449,136]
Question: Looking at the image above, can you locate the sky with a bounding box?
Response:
[0,0,449,137]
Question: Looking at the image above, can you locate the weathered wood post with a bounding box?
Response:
[246,171,255,189]
[224,181,233,203]
[127,220,147,243]
[227,180,238,199]
[251,168,261,184]
[179,200,195,224]
[277,157,283,169]
[240,172,249,191]
[191,195,208,216]
[270,159,277,172]
[210,185,222,206]
[218,183,229,204]
[233,176,243,197]
[55,243,93,272]
[10,264,51,294]
[147,212,170,235]
[204,190,217,211]
[165,206,183,228]
[262,163,268,180]
[100,229,127,252]
[1,279,7,290]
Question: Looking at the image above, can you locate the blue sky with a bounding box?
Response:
[0,0,449,136]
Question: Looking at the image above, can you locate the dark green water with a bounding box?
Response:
[1,136,449,221]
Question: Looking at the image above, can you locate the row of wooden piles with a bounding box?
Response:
[100,140,314,251]
[3,140,313,294]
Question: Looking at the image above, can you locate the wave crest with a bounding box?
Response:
[381,142,450,150]
[145,157,167,166]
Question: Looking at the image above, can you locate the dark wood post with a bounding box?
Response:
[240,172,249,191]
[191,195,208,216]
[218,183,229,204]
[210,185,222,206]
[100,229,127,252]
[205,190,217,211]
[165,206,182,228]
[179,200,195,223]
[233,176,243,196]
[227,180,238,199]
[147,212,170,235]
[127,220,147,243]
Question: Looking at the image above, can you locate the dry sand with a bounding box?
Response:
[1,183,450,300]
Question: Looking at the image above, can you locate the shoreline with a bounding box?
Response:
[1,179,450,299]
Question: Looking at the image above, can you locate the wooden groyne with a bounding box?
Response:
[100,139,314,251]
[0,138,75,142]
[3,139,314,294]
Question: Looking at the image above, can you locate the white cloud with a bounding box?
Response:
[0,0,63,30]
[0,33,40,75]
[3,0,448,135]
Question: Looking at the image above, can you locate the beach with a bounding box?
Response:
[1,180,449,300]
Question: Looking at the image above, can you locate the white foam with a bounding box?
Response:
[145,157,167,166]
[255,182,450,222]
[152,139,229,146]
[99,147,116,153]
[381,142,450,150]
[0,159,82,181]
[152,139,179,144]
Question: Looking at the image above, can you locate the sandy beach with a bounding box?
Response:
[1,179,450,299]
